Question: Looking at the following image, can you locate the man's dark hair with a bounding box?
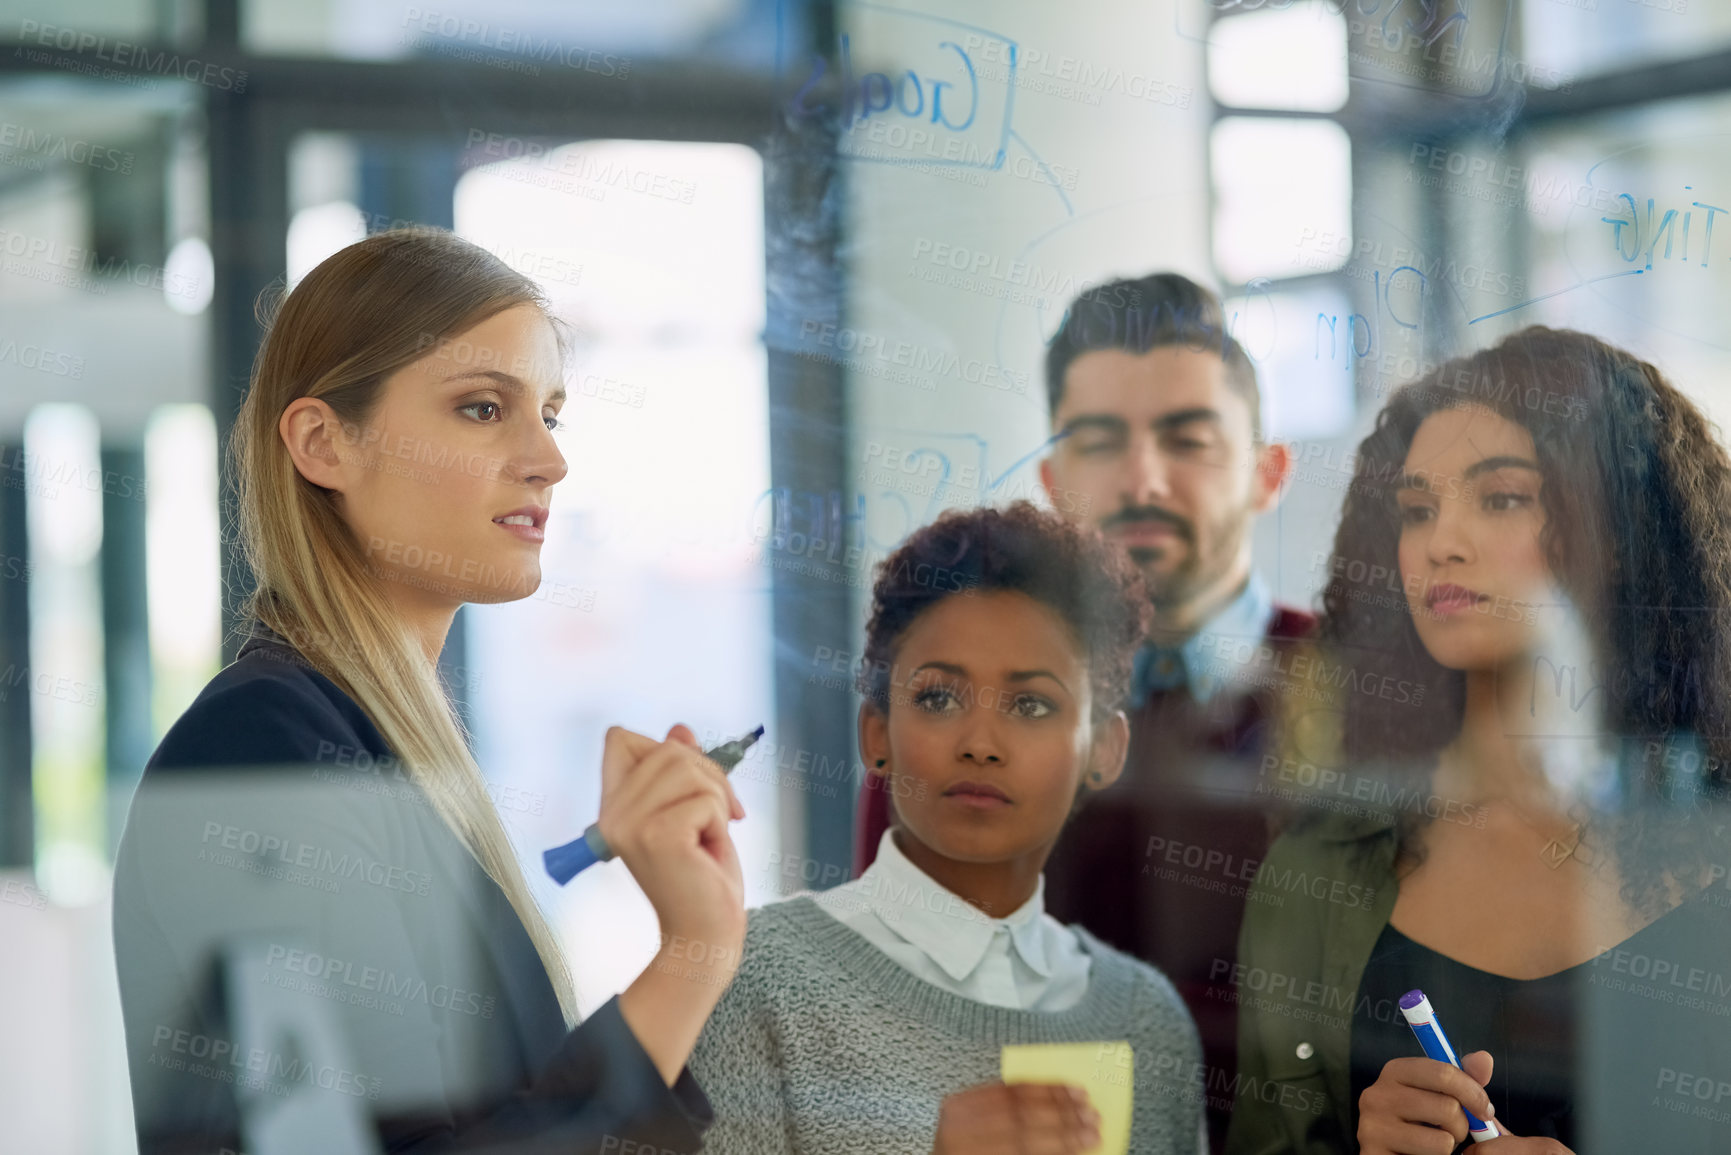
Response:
[1044,273,1262,438]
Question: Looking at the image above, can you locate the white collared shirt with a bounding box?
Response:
[807,828,1092,1012]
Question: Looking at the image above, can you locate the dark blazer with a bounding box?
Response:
[113,626,713,1155]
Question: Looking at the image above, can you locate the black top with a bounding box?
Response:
[1350,888,1731,1154]
[112,625,713,1154]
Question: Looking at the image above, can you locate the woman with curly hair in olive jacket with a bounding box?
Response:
[1228,327,1731,1155]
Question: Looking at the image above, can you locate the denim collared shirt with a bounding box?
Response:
[1129,572,1275,708]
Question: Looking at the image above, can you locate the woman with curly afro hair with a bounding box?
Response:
[1228,327,1731,1155]
[690,501,1208,1155]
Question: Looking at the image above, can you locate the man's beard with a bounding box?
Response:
[1112,503,1251,611]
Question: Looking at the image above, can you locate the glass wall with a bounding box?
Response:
[3,0,1729,1150]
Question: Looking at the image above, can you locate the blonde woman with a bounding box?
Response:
[112,229,744,1155]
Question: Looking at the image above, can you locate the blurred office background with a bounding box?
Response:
[0,0,1728,1147]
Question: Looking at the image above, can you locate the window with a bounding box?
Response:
[454,139,774,1011]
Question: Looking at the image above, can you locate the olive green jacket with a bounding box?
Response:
[1223,810,1400,1155]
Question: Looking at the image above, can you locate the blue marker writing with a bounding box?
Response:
[1398,989,1501,1143]
[544,726,764,885]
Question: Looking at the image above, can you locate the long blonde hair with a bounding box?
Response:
[230,227,577,1024]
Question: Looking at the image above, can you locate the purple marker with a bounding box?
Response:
[1398,990,1501,1143]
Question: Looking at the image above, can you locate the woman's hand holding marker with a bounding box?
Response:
[607,724,748,1085]
[599,724,746,945]
[1360,991,1576,1154]
[1358,1051,1498,1155]
[1358,1052,1574,1155]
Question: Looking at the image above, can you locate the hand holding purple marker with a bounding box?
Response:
[1398,989,1502,1143]
[543,725,764,885]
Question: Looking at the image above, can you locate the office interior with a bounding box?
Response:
[0,0,1726,1147]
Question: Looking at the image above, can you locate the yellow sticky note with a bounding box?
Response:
[1000,1041,1133,1155]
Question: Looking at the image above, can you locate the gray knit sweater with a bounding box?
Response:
[689,895,1203,1154]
